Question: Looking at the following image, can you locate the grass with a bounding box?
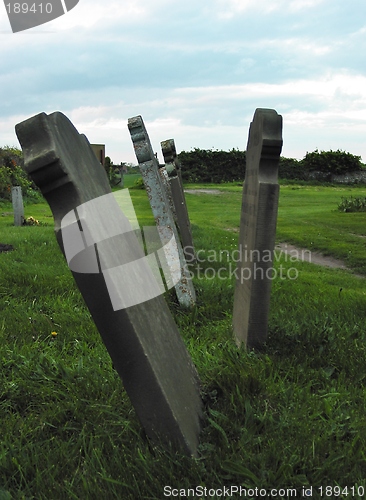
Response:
[1,182,366,498]
[183,182,366,274]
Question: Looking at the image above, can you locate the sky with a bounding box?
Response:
[1,0,366,165]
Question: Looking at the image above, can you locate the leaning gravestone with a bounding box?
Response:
[128,116,196,309]
[15,111,202,456]
[11,186,24,226]
[157,163,177,221]
[161,139,195,262]
[233,108,282,349]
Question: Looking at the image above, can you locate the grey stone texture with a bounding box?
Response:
[158,164,177,220]
[15,111,202,456]
[233,109,282,349]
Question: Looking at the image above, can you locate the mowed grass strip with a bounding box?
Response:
[0,183,366,498]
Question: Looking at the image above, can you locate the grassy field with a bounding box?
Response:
[1,181,366,499]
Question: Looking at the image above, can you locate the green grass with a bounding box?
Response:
[183,183,366,274]
[1,183,366,498]
[122,172,142,189]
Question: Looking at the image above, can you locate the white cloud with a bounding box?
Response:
[288,0,325,11]
[2,0,366,168]
[166,72,366,111]
[54,0,148,30]
[49,70,366,163]
[215,0,326,19]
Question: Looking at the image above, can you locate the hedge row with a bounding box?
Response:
[178,148,364,183]
[178,148,246,183]
[1,147,364,199]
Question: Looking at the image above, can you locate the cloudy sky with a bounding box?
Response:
[1,0,366,165]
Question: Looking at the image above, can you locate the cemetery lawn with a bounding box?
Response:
[1,183,366,498]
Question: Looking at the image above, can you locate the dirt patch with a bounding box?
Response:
[275,243,348,270]
[184,189,222,195]
[224,236,351,270]
[350,233,366,239]
[0,243,14,253]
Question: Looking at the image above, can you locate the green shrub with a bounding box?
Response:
[130,177,145,190]
[178,148,246,183]
[0,146,40,200]
[303,149,363,175]
[178,148,364,184]
[338,196,366,212]
[278,157,305,180]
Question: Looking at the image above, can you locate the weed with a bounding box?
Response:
[338,196,366,212]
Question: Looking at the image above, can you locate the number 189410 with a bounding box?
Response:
[5,3,53,14]
[318,486,365,497]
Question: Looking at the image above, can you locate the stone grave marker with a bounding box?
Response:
[128,116,196,309]
[233,108,282,349]
[161,139,195,262]
[15,111,202,456]
[11,186,24,226]
[157,163,177,221]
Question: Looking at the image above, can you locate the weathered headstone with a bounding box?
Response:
[15,111,202,456]
[128,116,196,309]
[158,164,177,221]
[161,139,195,262]
[11,186,24,226]
[233,109,282,349]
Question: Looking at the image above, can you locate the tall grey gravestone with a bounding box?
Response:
[15,111,202,456]
[233,109,282,350]
[128,116,196,309]
[161,139,195,262]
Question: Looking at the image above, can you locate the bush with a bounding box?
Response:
[0,146,40,200]
[178,148,246,183]
[303,149,363,175]
[278,157,306,180]
[177,148,364,184]
[338,196,366,212]
[130,177,145,190]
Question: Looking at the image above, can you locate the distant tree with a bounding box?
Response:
[104,156,112,178]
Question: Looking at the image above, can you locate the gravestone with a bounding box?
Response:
[128,116,196,309]
[15,111,202,456]
[11,186,24,226]
[161,139,195,262]
[158,164,177,221]
[233,109,282,349]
